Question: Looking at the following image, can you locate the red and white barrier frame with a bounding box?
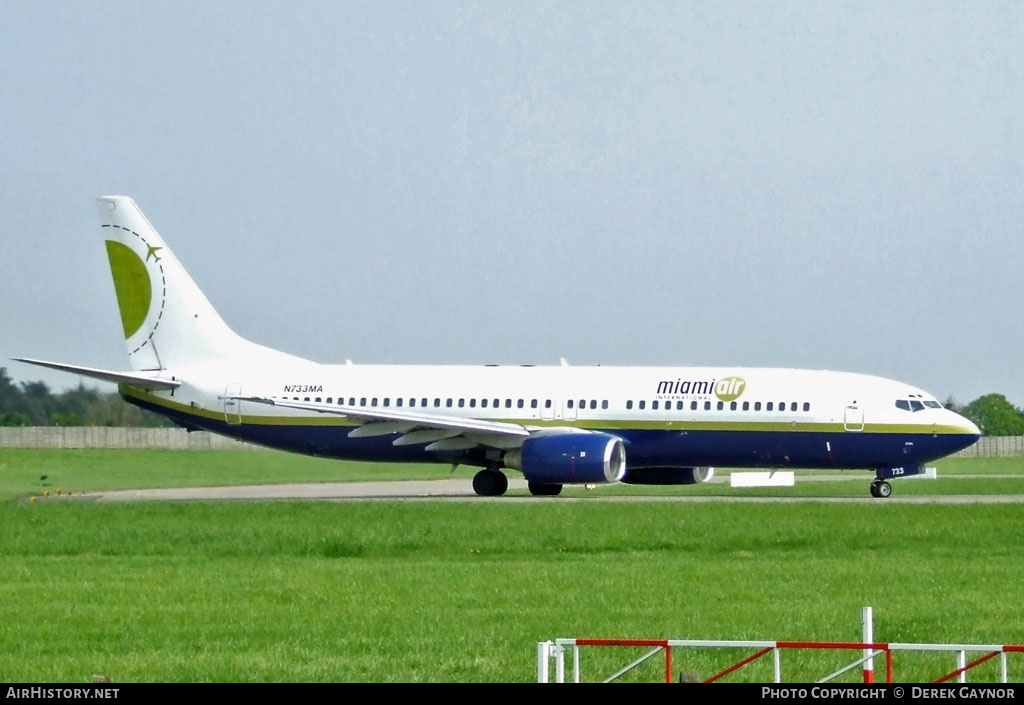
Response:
[537,607,1023,683]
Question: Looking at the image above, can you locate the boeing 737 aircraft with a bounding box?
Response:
[17,196,980,498]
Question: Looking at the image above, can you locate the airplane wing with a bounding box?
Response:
[12,358,181,391]
[233,396,532,442]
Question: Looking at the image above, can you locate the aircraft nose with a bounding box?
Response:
[951,411,981,447]
[962,416,981,438]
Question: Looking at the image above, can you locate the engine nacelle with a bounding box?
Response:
[504,433,626,485]
[620,467,715,485]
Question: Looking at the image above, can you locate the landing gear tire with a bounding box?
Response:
[528,482,563,497]
[870,480,892,499]
[472,469,508,497]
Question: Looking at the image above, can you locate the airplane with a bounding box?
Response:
[15,196,980,499]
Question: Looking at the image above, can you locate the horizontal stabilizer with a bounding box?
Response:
[12,358,181,391]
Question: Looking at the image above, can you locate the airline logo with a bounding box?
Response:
[714,376,746,402]
[104,228,165,353]
[656,375,747,401]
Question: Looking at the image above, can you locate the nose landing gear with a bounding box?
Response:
[869,465,921,498]
[869,480,892,498]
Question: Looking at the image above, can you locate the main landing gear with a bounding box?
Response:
[470,469,565,497]
[527,482,562,497]
[869,480,892,498]
[472,468,508,497]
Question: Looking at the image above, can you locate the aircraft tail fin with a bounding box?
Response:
[98,196,295,371]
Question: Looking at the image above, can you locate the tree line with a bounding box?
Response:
[0,367,172,427]
[947,394,1024,437]
[2,366,1023,435]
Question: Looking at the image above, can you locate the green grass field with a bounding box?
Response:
[1,450,1023,683]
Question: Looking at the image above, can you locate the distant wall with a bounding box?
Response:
[952,436,1024,458]
[0,427,260,450]
[0,427,1017,457]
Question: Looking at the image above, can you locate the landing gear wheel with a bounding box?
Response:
[870,480,892,498]
[528,482,563,497]
[472,469,508,497]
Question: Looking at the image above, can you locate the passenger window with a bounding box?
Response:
[469,399,476,408]
[790,402,797,412]
[360,397,367,406]
[349,397,355,405]
[546,400,553,409]
[326,397,332,404]
[691,401,698,410]
[652,401,659,410]
[481,399,488,408]
[568,400,574,409]
[626,400,633,410]
[517,399,525,408]
[742,401,749,411]
[639,401,646,410]
[766,402,773,411]
[433,398,441,407]
[315,397,322,403]
[704,401,711,410]
[371,398,378,406]
[676,401,684,410]
[717,401,724,410]
[803,402,810,412]
[396,398,403,407]
[505,399,512,408]
[304,397,310,402]
[730,401,737,410]
[446,399,453,408]
[408,398,415,407]
[589,400,597,409]
[420,398,427,407]
[779,402,785,412]
[383,398,390,407]
[531,399,538,409]
[602,400,608,409]
[755,401,761,411]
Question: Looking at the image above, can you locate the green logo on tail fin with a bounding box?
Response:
[105,240,151,338]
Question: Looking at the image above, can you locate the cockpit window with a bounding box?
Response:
[896,398,940,412]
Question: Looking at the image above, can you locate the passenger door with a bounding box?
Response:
[843,402,864,432]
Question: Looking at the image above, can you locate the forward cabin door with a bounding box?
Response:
[843,401,864,432]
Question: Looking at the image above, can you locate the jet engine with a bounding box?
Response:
[504,433,626,485]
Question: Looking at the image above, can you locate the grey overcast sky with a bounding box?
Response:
[1,1,1022,406]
